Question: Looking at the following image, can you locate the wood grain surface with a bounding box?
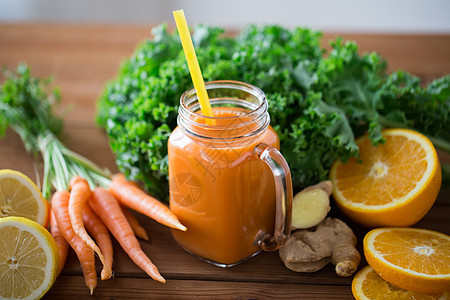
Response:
[0,23,449,299]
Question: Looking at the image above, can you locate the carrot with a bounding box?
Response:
[50,210,69,276]
[89,187,165,283]
[121,205,150,241]
[109,174,186,231]
[83,203,114,280]
[51,190,97,294]
[68,176,111,280]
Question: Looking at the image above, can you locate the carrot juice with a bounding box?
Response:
[168,81,293,266]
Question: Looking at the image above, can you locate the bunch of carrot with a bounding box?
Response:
[0,64,188,294]
[50,174,186,294]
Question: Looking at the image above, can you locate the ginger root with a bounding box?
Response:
[279,217,361,277]
[291,181,332,229]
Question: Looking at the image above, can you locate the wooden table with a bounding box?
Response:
[0,23,449,299]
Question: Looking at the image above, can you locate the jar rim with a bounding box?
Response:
[180,80,267,121]
[178,80,270,141]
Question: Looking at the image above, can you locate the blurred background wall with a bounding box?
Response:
[1,0,450,33]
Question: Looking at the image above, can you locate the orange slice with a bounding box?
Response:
[364,227,450,293]
[352,265,449,300]
[330,128,441,227]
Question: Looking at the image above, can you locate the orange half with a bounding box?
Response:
[330,129,441,227]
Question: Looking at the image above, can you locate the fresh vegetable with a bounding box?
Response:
[51,190,97,295]
[0,64,185,287]
[82,203,114,281]
[109,174,186,231]
[97,24,450,200]
[279,217,361,277]
[68,175,111,280]
[121,204,150,241]
[89,187,165,283]
[291,180,331,229]
[50,210,69,276]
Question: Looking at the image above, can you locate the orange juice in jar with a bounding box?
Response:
[168,81,293,267]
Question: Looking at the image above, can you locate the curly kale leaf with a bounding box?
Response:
[315,38,388,145]
[280,92,358,189]
[378,72,450,151]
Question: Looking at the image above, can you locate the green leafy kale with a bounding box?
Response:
[98,24,450,200]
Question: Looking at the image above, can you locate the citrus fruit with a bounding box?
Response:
[352,265,449,300]
[330,128,441,227]
[0,216,59,299]
[0,169,49,226]
[364,227,450,293]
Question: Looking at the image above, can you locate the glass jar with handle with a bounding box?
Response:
[168,80,293,267]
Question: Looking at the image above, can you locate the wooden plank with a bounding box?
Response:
[44,275,354,299]
[0,24,146,125]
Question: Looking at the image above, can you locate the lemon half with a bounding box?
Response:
[0,216,59,299]
[0,169,49,226]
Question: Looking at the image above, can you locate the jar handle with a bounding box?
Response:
[254,143,293,251]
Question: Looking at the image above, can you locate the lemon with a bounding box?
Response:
[0,169,49,226]
[0,216,59,299]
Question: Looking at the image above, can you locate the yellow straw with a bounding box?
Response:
[173,9,214,119]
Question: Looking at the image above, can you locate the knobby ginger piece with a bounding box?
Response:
[279,217,361,277]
